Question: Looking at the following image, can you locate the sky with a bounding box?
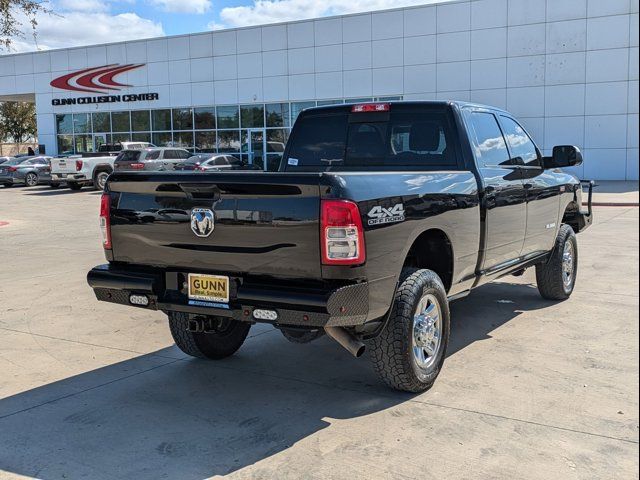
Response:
[6,0,440,53]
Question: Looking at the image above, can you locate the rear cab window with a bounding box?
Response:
[282,103,460,172]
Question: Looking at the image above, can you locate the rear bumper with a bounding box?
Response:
[51,173,90,184]
[87,264,370,327]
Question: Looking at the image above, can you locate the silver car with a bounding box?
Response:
[174,154,243,171]
[113,147,192,172]
[0,157,52,187]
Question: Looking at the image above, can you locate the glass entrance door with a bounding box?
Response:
[247,129,266,171]
[93,134,107,151]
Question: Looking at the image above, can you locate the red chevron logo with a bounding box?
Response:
[50,64,145,94]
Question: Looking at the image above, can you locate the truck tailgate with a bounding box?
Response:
[51,157,78,174]
[107,172,323,279]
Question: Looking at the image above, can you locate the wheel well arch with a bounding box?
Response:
[561,200,581,232]
[403,228,454,293]
[93,164,113,175]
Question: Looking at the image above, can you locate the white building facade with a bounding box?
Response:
[0,0,638,179]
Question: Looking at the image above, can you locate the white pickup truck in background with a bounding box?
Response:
[50,142,153,190]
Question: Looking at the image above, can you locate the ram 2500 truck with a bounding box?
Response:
[87,102,593,392]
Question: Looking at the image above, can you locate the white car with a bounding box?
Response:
[50,142,153,190]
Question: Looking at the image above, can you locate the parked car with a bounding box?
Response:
[113,147,192,172]
[12,156,53,186]
[50,142,153,191]
[0,157,52,187]
[174,154,243,171]
[87,101,593,393]
[1,156,11,165]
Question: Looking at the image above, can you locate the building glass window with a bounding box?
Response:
[92,112,110,132]
[72,113,91,134]
[55,114,73,135]
[172,108,193,130]
[317,99,343,106]
[74,134,93,152]
[218,130,240,152]
[153,132,172,147]
[111,111,130,132]
[240,105,264,128]
[132,132,151,143]
[194,107,215,129]
[265,103,290,127]
[291,101,316,124]
[216,106,239,129]
[112,133,132,143]
[57,135,73,153]
[173,131,194,149]
[345,98,374,104]
[195,131,216,152]
[152,109,172,131]
[131,110,150,131]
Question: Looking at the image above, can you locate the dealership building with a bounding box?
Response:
[0,0,637,179]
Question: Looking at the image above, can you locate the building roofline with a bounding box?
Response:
[0,0,459,58]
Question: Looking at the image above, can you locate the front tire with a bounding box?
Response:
[168,311,251,359]
[536,224,578,300]
[368,268,450,393]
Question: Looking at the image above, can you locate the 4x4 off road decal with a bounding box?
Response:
[367,203,405,226]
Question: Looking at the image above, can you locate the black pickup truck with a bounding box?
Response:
[87,101,593,392]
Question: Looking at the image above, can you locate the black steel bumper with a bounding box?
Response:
[87,264,370,327]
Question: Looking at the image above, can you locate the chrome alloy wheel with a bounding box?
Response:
[562,240,575,289]
[25,173,38,187]
[412,294,442,370]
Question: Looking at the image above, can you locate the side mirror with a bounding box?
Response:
[543,145,583,169]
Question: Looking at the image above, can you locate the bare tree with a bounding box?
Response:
[0,0,50,50]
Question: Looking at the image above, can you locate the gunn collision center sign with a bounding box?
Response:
[50,64,159,106]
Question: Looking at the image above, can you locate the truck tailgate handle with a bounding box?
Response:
[178,184,220,200]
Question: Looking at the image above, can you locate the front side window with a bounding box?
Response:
[500,116,540,167]
[465,111,510,168]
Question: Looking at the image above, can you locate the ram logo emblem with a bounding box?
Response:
[191,208,215,237]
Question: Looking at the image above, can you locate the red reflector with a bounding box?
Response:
[320,199,366,266]
[100,193,112,249]
[75,160,83,171]
[7,166,17,172]
[351,103,390,113]
[130,163,145,170]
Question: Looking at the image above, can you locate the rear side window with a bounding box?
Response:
[465,111,510,168]
[145,150,160,160]
[116,151,141,162]
[499,116,540,167]
[285,110,456,171]
[213,156,228,165]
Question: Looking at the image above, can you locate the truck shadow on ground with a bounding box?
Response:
[21,186,101,196]
[0,281,550,479]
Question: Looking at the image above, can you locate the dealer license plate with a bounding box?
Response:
[188,274,229,303]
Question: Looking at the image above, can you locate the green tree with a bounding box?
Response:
[0,102,37,143]
[0,0,50,50]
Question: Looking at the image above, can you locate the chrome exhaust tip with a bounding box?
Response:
[324,326,366,358]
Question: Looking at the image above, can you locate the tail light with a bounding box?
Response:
[75,160,83,171]
[320,199,365,265]
[130,163,145,170]
[351,103,390,113]
[99,193,112,249]
[7,166,17,172]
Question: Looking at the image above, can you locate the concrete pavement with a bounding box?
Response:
[0,185,638,479]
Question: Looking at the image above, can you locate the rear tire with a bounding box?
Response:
[368,268,450,393]
[68,183,83,191]
[281,328,324,344]
[168,311,251,359]
[536,224,578,300]
[93,170,110,191]
[25,172,38,187]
